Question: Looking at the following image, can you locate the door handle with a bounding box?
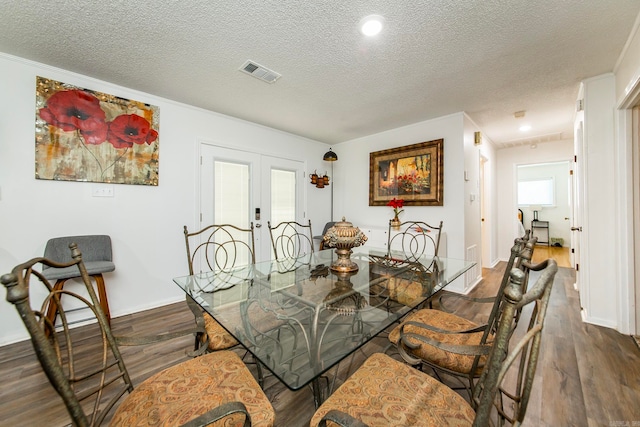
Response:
[570,227,582,231]
[255,223,262,228]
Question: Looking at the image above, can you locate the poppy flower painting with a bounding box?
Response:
[35,76,159,185]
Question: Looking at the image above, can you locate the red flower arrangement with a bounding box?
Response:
[387,197,404,217]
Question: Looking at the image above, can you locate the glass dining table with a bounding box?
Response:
[172,246,475,407]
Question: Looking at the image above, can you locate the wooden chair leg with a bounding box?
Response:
[44,279,67,332]
[44,275,111,330]
[93,274,111,326]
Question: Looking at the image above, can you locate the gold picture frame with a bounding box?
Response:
[369,139,444,206]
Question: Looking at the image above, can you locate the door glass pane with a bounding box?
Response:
[214,160,252,265]
[270,168,302,258]
[271,169,296,224]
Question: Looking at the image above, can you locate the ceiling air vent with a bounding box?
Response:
[239,60,281,84]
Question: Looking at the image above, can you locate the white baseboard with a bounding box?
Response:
[580,308,618,330]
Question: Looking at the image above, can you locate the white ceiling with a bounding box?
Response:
[2,1,639,147]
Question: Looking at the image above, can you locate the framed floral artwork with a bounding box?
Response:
[369,139,444,206]
[35,76,159,186]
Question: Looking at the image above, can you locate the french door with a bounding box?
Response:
[200,143,305,262]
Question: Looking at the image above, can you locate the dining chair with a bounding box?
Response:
[267,219,314,260]
[386,235,538,399]
[387,220,443,262]
[183,223,255,354]
[1,243,275,427]
[383,220,444,311]
[310,259,558,427]
[42,235,115,326]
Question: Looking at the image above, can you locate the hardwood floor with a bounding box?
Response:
[531,244,571,268]
[1,260,639,426]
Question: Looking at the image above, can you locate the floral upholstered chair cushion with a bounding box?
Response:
[384,276,426,306]
[388,309,488,375]
[310,352,475,427]
[203,314,239,351]
[110,350,275,426]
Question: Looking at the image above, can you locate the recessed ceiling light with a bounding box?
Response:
[519,125,532,132]
[359,15,384,36]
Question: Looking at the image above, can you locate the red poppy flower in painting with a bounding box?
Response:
[39,89,106,133]
[107,114,159,149]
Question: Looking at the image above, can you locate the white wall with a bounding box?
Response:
[0,53,331,345]
[496,140,574,260]
[579,74,618,329]
[332,113,476,293]
[463,115,498,285]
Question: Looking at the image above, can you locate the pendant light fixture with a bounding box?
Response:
[323,149,338,162]
[323,148,338,221]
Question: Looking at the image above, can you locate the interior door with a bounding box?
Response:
[479,155,489,269]
[572,120,584,292]
[200,144,305,262]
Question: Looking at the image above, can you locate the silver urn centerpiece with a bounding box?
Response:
[322,217,368,272]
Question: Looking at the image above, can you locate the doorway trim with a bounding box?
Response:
[615,72,640,335]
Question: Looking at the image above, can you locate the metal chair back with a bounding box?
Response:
[472,259,558,426]
[183,223,256,354]
[387,220,443,262]
[1,244,132,427]
[483,231,536,335]
[183,223,255,274]
[267,220,314,260]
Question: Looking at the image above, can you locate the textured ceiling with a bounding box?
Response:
[1,0,639,147]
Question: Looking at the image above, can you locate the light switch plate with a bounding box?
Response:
[92,185,114,197]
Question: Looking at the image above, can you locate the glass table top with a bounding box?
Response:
[172,246,475,395]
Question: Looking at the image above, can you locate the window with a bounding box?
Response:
[517,177,554,206]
